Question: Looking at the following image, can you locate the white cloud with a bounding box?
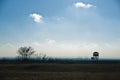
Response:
[30,13,43,23]
[56,16,65,21]
[74,2,95,8]
[32,42,41,46]
[46,39,56,44]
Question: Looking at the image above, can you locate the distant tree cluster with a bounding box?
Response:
[17,46,35,60]
[17,46,47,61]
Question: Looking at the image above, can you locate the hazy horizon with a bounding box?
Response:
[0,0,120,58]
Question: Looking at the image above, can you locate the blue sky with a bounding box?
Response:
[0,0,120,58]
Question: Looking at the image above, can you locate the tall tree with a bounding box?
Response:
[17,46,35,60]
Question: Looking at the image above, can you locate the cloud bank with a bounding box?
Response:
[0,39,120,58]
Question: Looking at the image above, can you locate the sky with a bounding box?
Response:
[0,0,120,58]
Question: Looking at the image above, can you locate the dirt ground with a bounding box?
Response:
[0,63,120,80]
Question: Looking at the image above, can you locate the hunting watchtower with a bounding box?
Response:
[91,52,99,60]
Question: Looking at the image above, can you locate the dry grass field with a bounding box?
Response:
[0,62,120,80]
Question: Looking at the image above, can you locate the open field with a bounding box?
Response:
[0,62,120,80]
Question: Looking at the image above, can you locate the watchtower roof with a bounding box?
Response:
[93,52,99,56]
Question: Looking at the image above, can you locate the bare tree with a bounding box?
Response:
[34,53,47,61]
[17,46,35,60]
